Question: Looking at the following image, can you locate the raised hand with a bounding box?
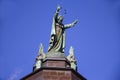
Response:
[57,5,62,11]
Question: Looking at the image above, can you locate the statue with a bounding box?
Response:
[48,5,78,53]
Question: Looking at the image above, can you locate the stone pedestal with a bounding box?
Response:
[21,57,86,80]
[42,57,70,68]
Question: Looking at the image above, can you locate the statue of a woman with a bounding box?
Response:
[48,5,78,53]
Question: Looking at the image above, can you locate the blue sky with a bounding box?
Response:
[0,0,120,80]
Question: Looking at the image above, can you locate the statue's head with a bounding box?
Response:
[58,16,64,23]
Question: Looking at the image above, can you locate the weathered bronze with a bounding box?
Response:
[48,5,78,53]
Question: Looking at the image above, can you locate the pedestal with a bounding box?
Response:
[21,57,86,80]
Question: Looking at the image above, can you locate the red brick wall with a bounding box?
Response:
[43,70,71,80]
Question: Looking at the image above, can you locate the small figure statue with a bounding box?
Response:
[67,46,77,71]
[33,44,45,71]
[48,5,78,53]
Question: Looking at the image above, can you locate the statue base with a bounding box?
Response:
[42,57,70,68]
[21,57,86,80]
[45,51,65,58]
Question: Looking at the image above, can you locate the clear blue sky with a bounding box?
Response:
[0,0,120,80]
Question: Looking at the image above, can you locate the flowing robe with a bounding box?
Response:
[48,16,65,53]
[48,10,76,53]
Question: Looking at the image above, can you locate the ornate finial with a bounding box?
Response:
[38,43,43,55]
[67,46,75,61]
[69,46,74,56]
[33,43,45,71]
[67,46,77,71]
[38,43,45,59]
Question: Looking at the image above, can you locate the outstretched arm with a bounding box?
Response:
[64,19,78,29]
